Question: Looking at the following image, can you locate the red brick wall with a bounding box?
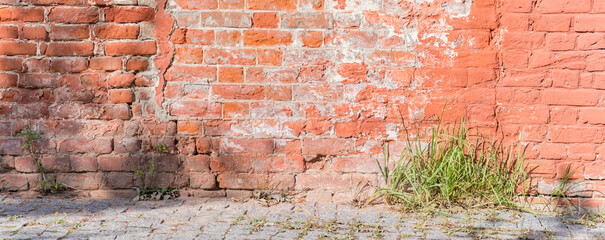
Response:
[0,0,603,207]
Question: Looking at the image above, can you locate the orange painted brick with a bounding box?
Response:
[204,48,256,65]
[218,67,244,83]
[301,30,323,48]
[281,12,332,29]
[257,49,282,65]
[185,29,214,44]
[200,12,251,28]
[105,7,155,23]
[247,0,296,10]
[579,108,605,125]
[536,0,591,13]
[542,89,599,106]
[223,102,249,118]
[253,12,279,28]
[105,41,156,56]
[170,101,221,118]
[175,47,204,64]
[243,30,292,46]
[216,30,241,46]
[219,0,244,9]
[533,15,571,32]
[175,0,217,9]
[213,85,264,100]
[545,33,576,51]
[94,25,139,39]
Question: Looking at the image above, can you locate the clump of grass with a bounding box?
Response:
[373,116,529,211]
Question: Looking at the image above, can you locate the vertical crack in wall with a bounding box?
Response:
[152,0,177,121]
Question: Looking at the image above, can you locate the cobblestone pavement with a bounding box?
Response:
[1,194,604,240]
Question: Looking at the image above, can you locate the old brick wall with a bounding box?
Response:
[0,0,603,207]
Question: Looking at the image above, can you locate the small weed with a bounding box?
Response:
[132,142,179,201]
[18,127,66,194]
[231,215,244,225]
[53,212,67,225]
[7,215,23,221]
[247,217,267,232]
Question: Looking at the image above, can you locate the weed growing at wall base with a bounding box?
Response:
[18,127,66,194]
[372,117,529,211]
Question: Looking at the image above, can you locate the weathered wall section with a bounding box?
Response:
[0,0,603,208]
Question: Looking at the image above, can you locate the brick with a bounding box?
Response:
[550,126,604,143]
[577,33,605,50]
[70,156,97,172]
[534,15,571,32]
[41,157,70,172]
[579,108,605,125]
[94,24,139,39]
[175,47,204,64]
[0,7,44,22]
[257,49,282,65]
[545,33,576,51]
[281,12,332,29]
[50,58,88,73]
[31,0,84,4]
[0,57,23,71]
[0,174,28,191]
[0,25,18,39]
[45,42,93,56]
[165,65,217,82]
[536,0,591,13]
[574,15,605,32]
[247,0,296,10]
[90,57,122,70]
[218,67,244,83]
[542,89,600,106]
[126,57,148,70]
[105,7,155,23]
[21,74,60,88]
[170,101,221,118]
[243,29,292,46]
[105,41,156,55]
[223,102,249,118]
[190,173,216,189]
[0,73,18,87]
[302,138,354,155]
[50,25,89,40]
[49,7,99,23]
[185,29,214,44]
[497,105,549,124]
[216,30,241,46]
[253,12,279,28]
[0,42,37,55]
[101,104,130,120]
[22,25,48,40]
[200,12,251,28]
[220,138,273,154]
[301,30,323,48]
[204,48,256,65]
[219,0,244,9]
[98,156,135,171]
[175,0,217,9]
[586,53,605,71]
[213,85,264,100]
[59,138,112,154]
[109,89,134,103]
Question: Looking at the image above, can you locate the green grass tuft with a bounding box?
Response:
[373,116,529,211]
